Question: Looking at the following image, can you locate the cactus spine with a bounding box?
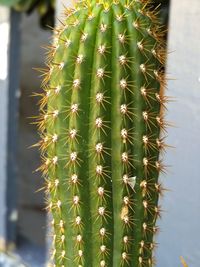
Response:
[37,0,169,266]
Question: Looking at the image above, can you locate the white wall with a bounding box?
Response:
[0,6,10,250]
[56,0,73,22]
[156,1,200,266]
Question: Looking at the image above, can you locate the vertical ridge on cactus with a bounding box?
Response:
[36,0,169,266]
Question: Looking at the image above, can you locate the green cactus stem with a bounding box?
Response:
[36,0,169,266]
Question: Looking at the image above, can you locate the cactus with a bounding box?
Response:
[36,0,169,266]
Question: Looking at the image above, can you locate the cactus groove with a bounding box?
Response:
[36,0,169,266]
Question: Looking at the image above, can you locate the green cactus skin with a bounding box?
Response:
[36,0,169,266]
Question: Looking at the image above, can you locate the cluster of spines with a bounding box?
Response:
[36,9,91,266]
[116,8,136,267]
[126,2,169,267]
[34,1,170,266]
[87,8,114,267]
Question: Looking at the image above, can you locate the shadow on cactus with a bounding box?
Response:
[35,0,171,266]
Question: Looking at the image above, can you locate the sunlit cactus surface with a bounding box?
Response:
[36,0,169,266]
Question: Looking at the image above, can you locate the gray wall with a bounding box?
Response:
[157,1,200,266]
[17,11,51,246]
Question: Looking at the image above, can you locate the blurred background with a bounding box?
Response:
[0,0,199,266]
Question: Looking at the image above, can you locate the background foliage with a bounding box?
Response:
[0,0,55,28]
